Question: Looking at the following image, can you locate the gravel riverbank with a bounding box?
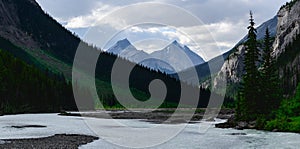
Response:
[60,108,234,124]
[0,134,98,149]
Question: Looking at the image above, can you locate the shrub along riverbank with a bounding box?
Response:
[264,84,300,132]
[216,83,300,133]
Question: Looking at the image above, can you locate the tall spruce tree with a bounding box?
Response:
[239,11,261,121]
[261,28,281,117]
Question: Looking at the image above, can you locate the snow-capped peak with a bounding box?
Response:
[107,39,205,73]
[107,38,133,55]
[169,40,185,49]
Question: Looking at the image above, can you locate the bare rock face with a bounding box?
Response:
[274,1,300,95]
[273,1,300,58]
[202,45,246,96]
[0,1,19,26]
[213,45,245,90]
[0,0,39,49]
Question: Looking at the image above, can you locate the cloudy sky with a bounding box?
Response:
[36,0,289,60]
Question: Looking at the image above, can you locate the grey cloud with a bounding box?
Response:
[36,0,100,20]
[36,0,289,60]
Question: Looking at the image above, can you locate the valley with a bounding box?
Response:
[1,0,300,148]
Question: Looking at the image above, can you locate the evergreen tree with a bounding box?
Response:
[238,11,261,121]
[261,28,282,117]
[235,92,245,120]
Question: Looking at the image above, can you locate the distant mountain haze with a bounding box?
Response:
[107,39,205,73]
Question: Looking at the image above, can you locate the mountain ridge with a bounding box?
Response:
[107,39,205,73]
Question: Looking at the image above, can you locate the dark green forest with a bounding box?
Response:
[0,49,76,114]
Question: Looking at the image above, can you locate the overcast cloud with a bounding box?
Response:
[36,0,289,60]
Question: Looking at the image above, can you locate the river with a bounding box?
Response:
[0,114,299,148]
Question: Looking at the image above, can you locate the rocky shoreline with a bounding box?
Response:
[215,115,292,133]
[0,134,98,149]
[60,108,235,124]
[215,115,283,132]
[215,115,257,130]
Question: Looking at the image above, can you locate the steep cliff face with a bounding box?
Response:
[210,0,300,97]
[273,1,300,57]
[275,1,300,95]
[211,45,246,95]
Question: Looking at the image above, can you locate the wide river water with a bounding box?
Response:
[0,114,299,148]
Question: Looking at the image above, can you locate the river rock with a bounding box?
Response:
[235,122,248,130]
[206,117,215,122]
[248,121,256,129]
[227,133,247,136]
[215,115,236,128]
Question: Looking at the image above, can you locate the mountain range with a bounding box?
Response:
[107,39,205,74]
